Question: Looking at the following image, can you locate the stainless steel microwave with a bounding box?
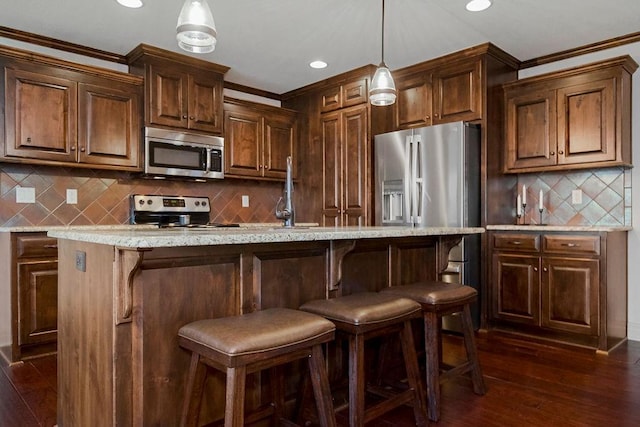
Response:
[144,127,224,180]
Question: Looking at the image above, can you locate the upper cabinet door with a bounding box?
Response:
[557,78,616,166]
[188,71,224,134]
[148,65,189,129]
[78,82,142,168]
[394,73,431,129]
[504,87,557,170]
[224,108,263,177]
[264,115,295,179]
[4,67,78,162]
[432,58,482,124]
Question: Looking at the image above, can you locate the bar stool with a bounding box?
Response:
[381,281,486,422]
[178,308,337,427]
[300,292,428,427]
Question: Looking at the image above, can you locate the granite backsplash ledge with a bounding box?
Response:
[0,163,283,227]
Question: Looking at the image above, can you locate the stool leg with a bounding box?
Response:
[181,352,208,427]
[225,366,247,427]
[461,304,486,395]
[424,311,441,422]
[399,319,429,427]
[308,344,337,427]
[270,366,286,424]
[348,333,366,427]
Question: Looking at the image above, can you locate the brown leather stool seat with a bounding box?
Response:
[300,292,428,427]
[381,281,486,422]
[178,308,337,427]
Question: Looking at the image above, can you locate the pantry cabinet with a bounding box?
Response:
[127,43,229,135]
[224,97,297,180]
[503,56,637,173]
[1,45,143,170]
[489,229,627,352]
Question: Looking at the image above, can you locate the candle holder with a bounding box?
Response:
[516,212,522,225]
[538,207,544,225]
[521,202,527,225]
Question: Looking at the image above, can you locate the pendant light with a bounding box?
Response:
[176,0,217,54]
[369,0,396,106]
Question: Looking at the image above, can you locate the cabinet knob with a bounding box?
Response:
[558,150,564,155]
[426,115,431,120]
[189,116,195,120]
[182,115,188,119]
[534,267,538,272]
[70,146,76,151]
[259,165,263,169]
[80,147,86,152]
[434,113,439,118]
[550,151,555,155]
[543,267,548,272]
[265,165,270,170]
[26,137,32,143]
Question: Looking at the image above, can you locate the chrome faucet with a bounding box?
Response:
[275,156,295,227]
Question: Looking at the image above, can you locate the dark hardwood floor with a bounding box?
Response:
[2,333,640,426]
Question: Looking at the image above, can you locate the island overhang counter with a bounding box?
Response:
[49,225,484,426]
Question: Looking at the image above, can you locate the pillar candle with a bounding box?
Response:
[539,190,543,210]
[517,194,522,215]
[522,184,527,205]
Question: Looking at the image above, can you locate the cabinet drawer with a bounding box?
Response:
[16,235,58,259]
[543,235,600,255]
[493,233,540,251]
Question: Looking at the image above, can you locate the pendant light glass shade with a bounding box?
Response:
[176,0,217,54]
[370,62,396,106]
[369,0,396,106]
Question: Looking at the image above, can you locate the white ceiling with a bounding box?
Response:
[1,0,639,95]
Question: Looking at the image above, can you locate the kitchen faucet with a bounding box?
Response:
[275,156,295,227]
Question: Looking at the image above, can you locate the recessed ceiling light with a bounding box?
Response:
[117,0,143,8]
[466,0,492,12]
[310,60,328,69]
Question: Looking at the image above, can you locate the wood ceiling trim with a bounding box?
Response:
[520,31,640,69]
[0,26,128,64]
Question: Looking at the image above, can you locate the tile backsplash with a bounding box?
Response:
[517,167,631,227]
[0,164,283,227]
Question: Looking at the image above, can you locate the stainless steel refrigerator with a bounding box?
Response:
[374,121,481,330]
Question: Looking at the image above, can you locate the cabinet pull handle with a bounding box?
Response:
[561,243,578,247]
[43,244,58,249]
[509,241,522,245]
[26,137,32,143]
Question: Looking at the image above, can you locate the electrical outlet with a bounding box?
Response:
[16,187,36,203]
[66,189,78,204]
[571,189,583,204]
[75,251,86,272]
[242,195,250,207]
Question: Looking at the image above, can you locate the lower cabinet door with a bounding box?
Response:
[492,253,540,325]
[541,257,599,335]
[17,260,58,346]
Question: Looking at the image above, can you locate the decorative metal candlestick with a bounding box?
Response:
[538,207,544,225]
[521,202,527,225]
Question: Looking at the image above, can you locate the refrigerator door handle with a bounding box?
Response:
[404,136,413,225]
[412,135,422,225]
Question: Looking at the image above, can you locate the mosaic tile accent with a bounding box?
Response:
[0,164,285,227]
[516,167,631,226]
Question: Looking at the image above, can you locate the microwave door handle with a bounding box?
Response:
[204,148,211,172]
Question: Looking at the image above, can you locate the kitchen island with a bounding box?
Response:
[49,226,483,426]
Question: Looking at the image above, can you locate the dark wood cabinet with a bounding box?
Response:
[321,104,368,226]
[224,97,297,180]
[0,232,58,362]
[489,230,627,353]
[393,57,482,129]
[320,78,368,113]
[127,43,228,135]
[503,56,637,173]
[2,46,143,170]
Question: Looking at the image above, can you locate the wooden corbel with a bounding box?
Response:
[114,247,151,324]
[328,240,356,291]
[437,235,463,274]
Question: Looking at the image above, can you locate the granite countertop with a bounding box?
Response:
[0,224,158,233]
[487,224,632,232]
[47,226,485,248]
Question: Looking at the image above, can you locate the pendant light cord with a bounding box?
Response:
[381,0,386,64]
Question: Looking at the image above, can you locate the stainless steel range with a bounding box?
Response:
[130,194,230,227]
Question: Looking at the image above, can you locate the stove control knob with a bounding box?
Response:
[138,199,145,205]
[195,201,200,206]
[148,200,153,205]
[202,201,207,207]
